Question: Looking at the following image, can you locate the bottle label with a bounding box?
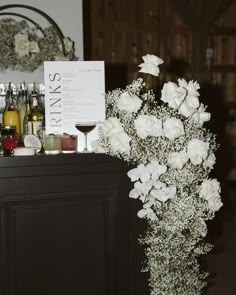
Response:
[26,122,33,135]
[3,111,20,137]
[32,121,42,136]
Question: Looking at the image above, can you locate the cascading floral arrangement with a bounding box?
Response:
[93,54,222,295]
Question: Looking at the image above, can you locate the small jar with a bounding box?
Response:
[1,125,18,156]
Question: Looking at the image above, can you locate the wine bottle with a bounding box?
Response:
[31,82,38,103]
[31,96,44,137]
[23,91,33,136]
[17,82,26,142]
[3,82,21,138]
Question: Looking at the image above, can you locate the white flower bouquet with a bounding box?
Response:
[94,54,222,295]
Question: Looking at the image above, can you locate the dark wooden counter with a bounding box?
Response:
[0,154,148,295]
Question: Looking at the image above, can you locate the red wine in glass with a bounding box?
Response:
[75,121,97,152]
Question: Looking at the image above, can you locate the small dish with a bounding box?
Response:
[14,147,36,156]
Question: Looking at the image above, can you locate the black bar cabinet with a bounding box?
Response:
[0,153,148,295]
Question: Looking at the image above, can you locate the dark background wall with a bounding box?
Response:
[83,0,236,179]
[83,1,236,294]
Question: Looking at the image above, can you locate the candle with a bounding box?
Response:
[44,134,61,155]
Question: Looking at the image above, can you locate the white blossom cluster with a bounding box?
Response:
[93,54,222,295]
[0,19,77,72]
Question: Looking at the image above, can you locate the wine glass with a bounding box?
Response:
[75,121,97,153]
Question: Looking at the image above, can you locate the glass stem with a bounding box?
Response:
[84,133,88,151]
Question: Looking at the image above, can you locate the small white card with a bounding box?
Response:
[44,61,105,151]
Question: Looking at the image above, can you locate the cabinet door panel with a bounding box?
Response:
[5,192,115,295]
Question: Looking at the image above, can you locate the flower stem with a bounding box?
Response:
[146,74,150,91]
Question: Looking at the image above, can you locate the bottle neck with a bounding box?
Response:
[25,96,31,113]
[5,92,16,111]
[32,97,39,109]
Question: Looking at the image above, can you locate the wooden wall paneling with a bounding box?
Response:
[87,0,194,89]
[226,37,236,64]
[228,73,236,102]
[224,73,236,103]
[97,31,105,60]
[82,0,91,60]
[222,36,229,64]
[86,0,236,102]
[214,36,221,65]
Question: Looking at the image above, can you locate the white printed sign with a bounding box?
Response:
[44,61,105,151]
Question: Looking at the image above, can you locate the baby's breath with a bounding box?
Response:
[95,57,221,295]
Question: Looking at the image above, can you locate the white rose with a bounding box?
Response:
[117,91,142,113]
[178,101,197,117]
[200,179,221,200]
[168,150,189,169]
[178,79,200,97]
[186,94,199,109]
[192,103,211,126]
[160,82,186,109]
[186,80,200,97]
[176,87,188,106]
[177,78,188,89]
[208,198,223,212]
[203,153,216,169]
[29,41,40,53]
[138,54,163,76]
[199,179,222,212]
[102,117,124,137]
[187,139,209,165]
[163,118,184,140]
[160,82,178,108]
[109,131,131,153]
[14,33,29,57]
[176,79,200,117]
[134,115,162,139]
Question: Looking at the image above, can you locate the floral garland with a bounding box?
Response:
[93,54,222,295]
[0,18,77,72]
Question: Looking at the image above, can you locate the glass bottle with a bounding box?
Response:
[23,92,33,136]
[17,82,26,142]
[31,96,44,137]
[3,82,21,138]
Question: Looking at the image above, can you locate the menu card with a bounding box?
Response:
[44,61,105,151]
